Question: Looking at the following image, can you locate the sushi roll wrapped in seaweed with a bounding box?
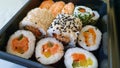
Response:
[6,30,36,59]
[35,37,64,65]
[78,25,102,51]
[47,13,82,46]
[64,47,98,68]
[74,6,100,25]
[89,10,100,24]
[19,8,54,38]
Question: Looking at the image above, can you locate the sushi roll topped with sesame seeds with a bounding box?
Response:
[47,13,82,46]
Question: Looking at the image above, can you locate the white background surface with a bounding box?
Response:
[0,0,28,30]
[0,0,28,68]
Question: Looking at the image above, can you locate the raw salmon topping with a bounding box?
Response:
[12,34,29,54]
[79,8,86,13]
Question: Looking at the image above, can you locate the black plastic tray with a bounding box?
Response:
[0,0,110,68]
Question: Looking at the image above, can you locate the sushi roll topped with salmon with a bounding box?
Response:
[6,30,36,59]
[64,48,98,68]
[35,37,64,65]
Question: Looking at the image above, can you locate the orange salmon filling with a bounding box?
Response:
[83,28,96,46]
[79,8,86,13]
[72,53,93,67]
[12,35,29,54]
[72,53,86,61]
[42,42,60,58]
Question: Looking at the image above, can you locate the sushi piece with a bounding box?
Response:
[91,10,100,21]
[35,37,64,65]
[49,1,65,17]
[6,30,36,59]
[64,47,98,68]
[47,13,82,46]
[61,2,74,15]
[78,25,102,51]
[89,10,100,24]
[19,8,54,38]
[74,6,93,25]
[39,0,54,9]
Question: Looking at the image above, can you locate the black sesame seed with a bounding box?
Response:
[73,30,77,32]
[56,27,59,29]
[35,22,37,24]
[69,31,70,33]
[62,36,64,38]
[61,27,63,29]
[53,30,55,31]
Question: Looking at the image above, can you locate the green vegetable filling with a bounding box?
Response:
[72,58,93,68]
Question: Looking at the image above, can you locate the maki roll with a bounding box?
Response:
[6,30,36,59]
[19,8,54,38]
[64,48,98,68]
[78,25,102,51]
[89,10,100,24]
[47,13,82,46]
[35,37,64,65]
[74,6,93,25]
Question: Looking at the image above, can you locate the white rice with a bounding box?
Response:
[91,10,100,21]
[64,47,98,68]
[6,30,36,59]
[78,25,102,51]
[35,37,64,65]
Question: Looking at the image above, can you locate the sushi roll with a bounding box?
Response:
[35,37,64,65]
[47,13,82,46]
[74,6,93,25]
[91,10,100,21]
[78,25,102,51]
[64,47,98,68]
[19,8,54,38]
[89,10,100,24]
[6,30,36,59]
